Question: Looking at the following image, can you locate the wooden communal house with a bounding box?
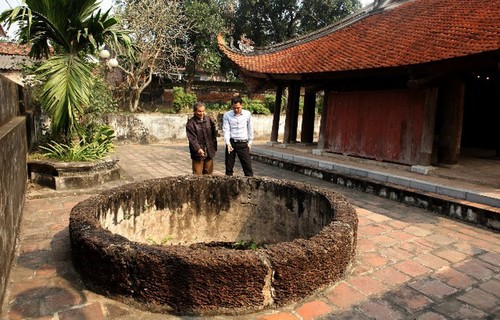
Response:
[218,0,500,166]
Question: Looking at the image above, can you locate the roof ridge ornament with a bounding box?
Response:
[373,0,405,11]
[229,36,237,50]
[237,34,254,53]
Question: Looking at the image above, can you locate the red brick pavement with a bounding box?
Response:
[2,143,499,319]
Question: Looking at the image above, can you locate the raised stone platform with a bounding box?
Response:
[251,147,500,230]
[28,156,121,190]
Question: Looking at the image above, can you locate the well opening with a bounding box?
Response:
[103,177,334,246]
[70,175,358,315]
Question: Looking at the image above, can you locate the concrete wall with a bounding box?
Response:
[105,113,321,144]
[0,74,27,312]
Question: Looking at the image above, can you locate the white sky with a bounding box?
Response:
[360,0,373,7]
[0,0,113,38]
[0,0,113,12]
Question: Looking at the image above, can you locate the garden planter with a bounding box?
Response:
[28,156,121,190]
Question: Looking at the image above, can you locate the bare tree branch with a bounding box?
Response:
[114,0,193,112]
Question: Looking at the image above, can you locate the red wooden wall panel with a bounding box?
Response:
[324,90,426,165]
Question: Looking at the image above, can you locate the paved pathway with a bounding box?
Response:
[2,142,499,320]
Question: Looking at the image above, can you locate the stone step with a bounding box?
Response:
[251,147,500,231]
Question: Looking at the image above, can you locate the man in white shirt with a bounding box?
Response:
[223,96,254,176]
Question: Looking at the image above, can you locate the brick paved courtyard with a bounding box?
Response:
[2,142,498,320]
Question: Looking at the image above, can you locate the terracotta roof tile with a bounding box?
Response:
[0,42,30,56]
[218,0,500,74]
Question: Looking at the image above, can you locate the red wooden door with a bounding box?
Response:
[323,90,426,165]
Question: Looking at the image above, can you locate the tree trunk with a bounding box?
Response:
[129,89,141,112]
[185,52,198,93]
[185,73,195,94]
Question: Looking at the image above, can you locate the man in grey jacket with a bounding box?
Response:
[186,102,217,175]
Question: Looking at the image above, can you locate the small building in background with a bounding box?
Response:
[0,41,31,85]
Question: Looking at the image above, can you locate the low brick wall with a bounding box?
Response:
[0,74,27,312]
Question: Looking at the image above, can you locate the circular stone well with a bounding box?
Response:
[69,175,358,315]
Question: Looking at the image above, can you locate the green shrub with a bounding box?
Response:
[242,97,270,115]
[205,102,229,111]
[248,103,270,115]
[159,108,177,114]
[87,74,118,118]
[232,239,261,250]
[316,94,324,114]
[172,87,197,113]
[40,125,115,161]
[147,236,172,245]
[264,94,286,113]
[204,97,271,114]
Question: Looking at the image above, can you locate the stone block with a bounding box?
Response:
[28,157,121,190]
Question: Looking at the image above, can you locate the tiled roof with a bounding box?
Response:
[0,42,32,70]
[0,54,30,70]
[218,0,500,75]
[0,42,30,56]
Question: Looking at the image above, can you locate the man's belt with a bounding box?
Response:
[230,138,248,143]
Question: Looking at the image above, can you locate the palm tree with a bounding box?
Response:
[0,0,134,141]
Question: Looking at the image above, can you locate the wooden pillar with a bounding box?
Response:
[270,85,283,142]
[417,87,438,165]
[301,88,316,144]
[283,82,301,144]
[283,84,292,143]
[438,78,465,164]
[317,90,330,149]
[290,82,301,142]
